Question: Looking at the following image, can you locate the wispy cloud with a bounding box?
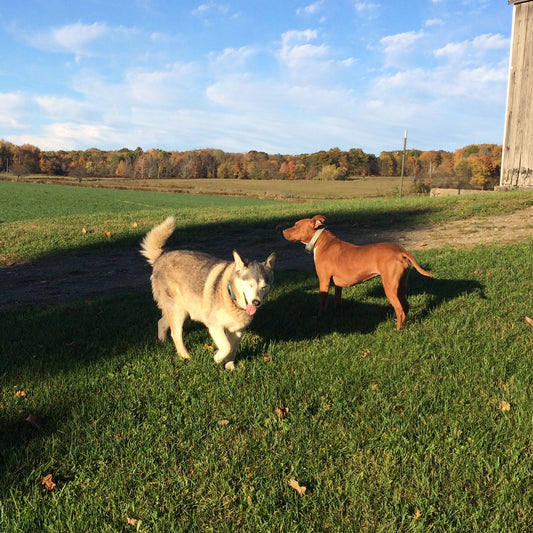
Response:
[25,22,114,57]
[297,1,324,16]
[435,33,510,60]
[355,2,380,14]
[425,18,443,27]
[380,30,425,67]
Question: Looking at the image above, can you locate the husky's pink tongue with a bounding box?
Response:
[246,303,257,316]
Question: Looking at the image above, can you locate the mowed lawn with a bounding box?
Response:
[1,181,532,532]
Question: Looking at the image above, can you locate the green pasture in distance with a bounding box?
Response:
[0,181,280,223]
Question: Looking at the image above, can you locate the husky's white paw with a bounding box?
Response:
[213,351,227,364]
[224,361,235,371]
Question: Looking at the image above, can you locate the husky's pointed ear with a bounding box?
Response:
[233,250,246,271]
[264,252,276,270]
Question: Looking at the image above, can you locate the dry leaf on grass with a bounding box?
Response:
[203,344,214,351]
[498,400,511,412]
[15,390,27,398]
[40,474,56,491]
[81,227,87,234]
[127,517,138,526]
[412,508,421,519]
[131,222,138,228]
[526,316,533,327]
[217,419,230,426]
[289,478,306,496]
[275,405,290,419]
[104,231,111,238]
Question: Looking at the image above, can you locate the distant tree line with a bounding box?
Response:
[0,140,502,190]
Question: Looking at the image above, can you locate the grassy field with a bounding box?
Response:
[3,173,414,199]
[1,182,533,531]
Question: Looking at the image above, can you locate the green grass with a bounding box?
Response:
[1,180,532,267]
[1,183,533,531]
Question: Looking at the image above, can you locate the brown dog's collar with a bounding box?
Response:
[305,227,325,254]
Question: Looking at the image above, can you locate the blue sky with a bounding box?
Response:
[1,0,512,155]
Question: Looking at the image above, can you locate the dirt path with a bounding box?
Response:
[1,207,532,311]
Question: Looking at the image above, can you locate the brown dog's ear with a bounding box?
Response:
[312,215,326,228]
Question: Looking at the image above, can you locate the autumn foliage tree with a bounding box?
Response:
[0,139,502,189]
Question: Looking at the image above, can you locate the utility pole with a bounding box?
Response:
[399,130,407,197]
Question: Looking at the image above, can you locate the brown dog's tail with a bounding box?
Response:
[140,216,175,265]
[403,250,434,277]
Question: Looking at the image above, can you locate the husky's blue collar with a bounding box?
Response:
[305,226,326,254]
[227,281,236,300]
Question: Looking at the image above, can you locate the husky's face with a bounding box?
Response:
[233,251,276,316]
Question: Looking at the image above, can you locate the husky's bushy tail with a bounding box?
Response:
[140,216,175,265]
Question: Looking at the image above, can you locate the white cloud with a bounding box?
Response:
[208,46,256,71]
[381,30,425,55]
[0,91,31,129]
[297,1,324,16]
[355,2,380,13]
[279,29,329,71]
[425,18,443,27]
[51,22,109,55]
[374,63,507,102]
[191,3,240,21]
[435,33,509,60]
[380,30,425,67]
[23,21,136,61]
[25,22,110,57]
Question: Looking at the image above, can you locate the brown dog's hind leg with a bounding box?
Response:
[398,270,410,319]
[334,285,343,308]
[318,277,331,313]
[382,277,408,331]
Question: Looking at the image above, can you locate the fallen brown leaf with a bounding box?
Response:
[275,405,290,419]
[498,400,511,412]
[412,508,421,519]
[127,516,138,526]
[217,419,230,426]
[104,231,111,238]
[40,474,56,491]
[417,242,427,247]
[15,390,27,398]
[131,222,138,228]
[526,316,533,327]
[289,478,306,496]
[203,344,214,351]
[81,227,87,234]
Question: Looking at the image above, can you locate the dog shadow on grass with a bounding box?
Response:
[252,271,487,343]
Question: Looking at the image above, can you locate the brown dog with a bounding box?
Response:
[283,215,433,330]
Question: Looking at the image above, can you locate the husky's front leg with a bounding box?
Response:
[222,330,243,371]
[209,327,242,370]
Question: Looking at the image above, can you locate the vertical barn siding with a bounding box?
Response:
[501,1,533,188]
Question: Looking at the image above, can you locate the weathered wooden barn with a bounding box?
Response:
[501,0,533,188]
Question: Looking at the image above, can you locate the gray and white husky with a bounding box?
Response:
[141,216,276,370]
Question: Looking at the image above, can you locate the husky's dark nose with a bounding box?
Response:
[252,299,261,307]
